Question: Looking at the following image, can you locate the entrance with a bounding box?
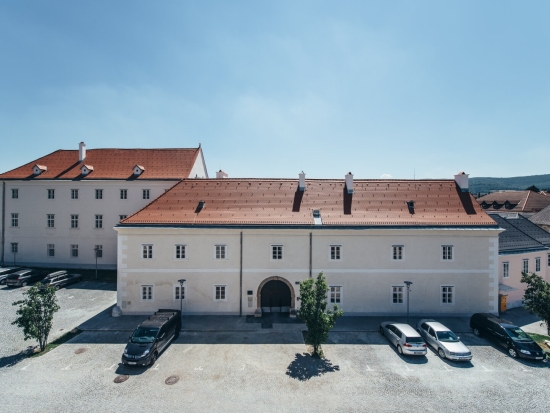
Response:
[260,280,292,313]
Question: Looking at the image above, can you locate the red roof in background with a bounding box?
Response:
[477,190,550,213]
[123,179,497,227]
[0,148,201,180]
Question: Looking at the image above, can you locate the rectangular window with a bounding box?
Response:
[95,189,103,199]
[141,285,153,301]
[48,189,55,199]
[392,245,403,260]
[175,244,186,259]
[47,244,55,257]
[523,259,529,273]
[330,245,341,261]
[143,189,150,200]
[548,253,550,267]
[95,214,103,229]
[11,213,18,227]
[441,286,454,304]
[12,189,18,199]
[71,244,78,257]
[71,214,79,228]
[47,214,55,228]
[120,189,127,199]
[71,189,79,199]
[215,285,226,300]
[329,286,342,304]
[11,242,18,253]
[142,244,153,259]
[119,215,127,221]
[442,245,453,261]
[174,285,186,301]
[95,245,103,258]
[215,245,226,259]
[272,245,283,260]
[392,286,404,304]
[502,262,509,278]
[535,257,541,272]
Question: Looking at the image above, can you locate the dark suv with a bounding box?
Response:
[0,267,21,284]
[122,309,181,367]
[6,269,48,287]
[470,313,546,360]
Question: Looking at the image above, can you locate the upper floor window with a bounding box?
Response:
[441,286,454,304]
[392,245,403,260]
[330,245,341,261]
[11,189,18,199]
[47,214,55,228]
[11,213,18,227]
[535,257,541,272]
[71,214,79,228]
[119,215,128,221]
[11,242,18,253]
[215,245,226,259]
[502,262,509,278]
[71,189,79,199]
[523,259,529,273]
[95,245,103,258]
[272,245,283,260]
[47,189,55,199]
[329,286,342,304]
[95,189,103,199]
[95,214,103,229]
[120,189,128,200]
[142,244,153,259]
[392,286,404,304]
[442,245,453,261]
[47,244,55,257]
[143,189,150,200]
[175,244,186,259]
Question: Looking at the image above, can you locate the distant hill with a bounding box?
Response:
[469,174,550,195]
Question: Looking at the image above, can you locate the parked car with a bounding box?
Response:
[6,269,48,287]
[40,272,83,290]
[122,309,181,367]
[470,313,546,360]
[0,267,21,284]
[380,322,427,356]
[417,319,472,361]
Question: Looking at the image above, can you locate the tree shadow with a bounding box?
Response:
[285,352,340,381]
[0,346,35,368]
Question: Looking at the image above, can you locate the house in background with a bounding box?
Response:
[0,142,208,269]
[489,213,550,309]
[477,190,550,215]
[529,204,550,233]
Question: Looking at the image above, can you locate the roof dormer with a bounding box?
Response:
[80,164,94,176]
[33,164,47,176]
[133,165,145,176]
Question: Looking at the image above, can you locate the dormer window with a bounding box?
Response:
[133,165,145,176]
[33,164,47,176]
[80,164,94,176]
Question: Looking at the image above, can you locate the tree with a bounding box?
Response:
[297,272,343,357]
[525,185,540,193]
[521,272,550,335]
[12,284,60,352]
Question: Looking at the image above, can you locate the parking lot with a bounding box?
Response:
[1,326,549,412]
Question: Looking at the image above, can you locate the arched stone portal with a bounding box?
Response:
[257,276,295,313]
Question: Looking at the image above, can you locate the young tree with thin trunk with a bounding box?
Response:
[12,284,60,352]
[297,272,343,357]
[521,272,550,335]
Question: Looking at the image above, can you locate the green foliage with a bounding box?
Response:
[12,284,60,352]
[525,185,540,192]
[469,174,550,194]
[297,272,343,357]
[521,272,550,335]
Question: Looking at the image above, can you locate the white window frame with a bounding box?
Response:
[143,189,150,200]
[391,285,404,304]
[215,244,227,260]
[502,261,509,279]
[142,244,154,260]
[70,244,79,258]
[120,189,128,200]
[141,285,154,301]
[12,189,18,199]
[441,245,454,262]
[47,214,55,228]
[47,189,55,199]
[522,259,529,273]
[95,245,103,258]
[392,245,404,261]
[175,244,187,260]
[329,285,342,305]
[330,245,342,261]
[441,285,454,305]
[214,285,227,301]
[70,214,79,229]
[71,189,79,200]
[11,213,18,227]
[271,244,283,261]
[173,284,186,301]
[535,257,541,272]
[95,189,103,199]
[47,244,55,257]
[95,214,103,229]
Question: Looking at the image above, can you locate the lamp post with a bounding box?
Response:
[404,281,413,325]
[177,278,186,315]
[93,246,100,280]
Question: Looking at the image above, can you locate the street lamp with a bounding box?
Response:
[93,246,100,280]
[404,281,413,325]
[177,278,186,315]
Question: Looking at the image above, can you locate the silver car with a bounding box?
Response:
[417,319,472,361]
[380,322,427,356]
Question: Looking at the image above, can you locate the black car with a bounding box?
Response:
[6,269,48,287]
[122,309,181,367]
[0,267,21,284]
[470,313,546,360]
[40,272,82,290]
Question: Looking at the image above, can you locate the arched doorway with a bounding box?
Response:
[257,277,294,313]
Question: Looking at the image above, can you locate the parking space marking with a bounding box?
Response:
[520,366,530,372]
[365,365,373,372]
[20,364,31,370]
[182,346,194,353]
[239,364,245,371]
[194,366,203,371]
[481,365,491,372]
[508,378,521,384]
[104,364,116,371]
[443,365,452,372]
[152,364,160,370]
[404,365,413,372]
[61,365,71,370]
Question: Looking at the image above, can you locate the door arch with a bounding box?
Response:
[257,276,295,313]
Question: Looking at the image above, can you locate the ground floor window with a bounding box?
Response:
[329,286,342,304]
[47,244,55,257]
[174,285,186,301]
[392,286,404,304]
[141,285,153,301]
[95,245,103,258]
[441,286,454,304]
[502,262,509,278]
[71,244,78,257]
[11,242,18,253]
[215,285,226,301]
[535,257,541,272]
[523,259,529,273]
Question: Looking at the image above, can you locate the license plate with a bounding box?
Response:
[535,357,543,360]
[128,362,136,365]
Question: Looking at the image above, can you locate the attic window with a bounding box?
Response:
[133,165,145,176]
[313,209,322,225]
[33,164,47,176]
[407,200,415,214]
[81,165,94,176]
[196,200,206,213]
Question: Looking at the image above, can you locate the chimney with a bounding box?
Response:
[79,142,86,162]
[216,170,228,179]
[345,172,354,194]
[454,172,469,192]
[298,171,306,191]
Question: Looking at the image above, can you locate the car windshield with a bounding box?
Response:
[504,327,533,342]
[131,327,159,343]
[406,337,424,343]
[436,331,459,342]
[41,279,52,284]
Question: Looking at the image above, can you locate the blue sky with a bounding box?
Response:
[1,1,549,179]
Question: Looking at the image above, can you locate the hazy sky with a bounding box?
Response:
[1,1,549,179]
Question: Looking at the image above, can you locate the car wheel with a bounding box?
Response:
[150,352,158,366]
[397,345,403,355]
[508,347,518,358]
[21,281,27,287]
[55,285,60,290]
[380,327,385,336]
[473,328,481,337]
[438,348,446,359]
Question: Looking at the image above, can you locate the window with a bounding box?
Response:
[120,189,127,199]
[442,245,453,261]
[392,286,404,304]
[11,213,18,227]
[119,215,128,221]
[142,244,153,259]
[47,214,55,228]
[502,261,509,279]
[12,189,18,199]
[330,245,341,261]
[392,245,403,260]
[47,244,55,257]
[548,253,550,267]
[71,214,79,228]
[95,245,103,258]
[143,189,150,200]
[215,245,226,259]
[535,257,541,272]
[272,245,283,260]
[71,244,79,257]
[95,214,103,229]
[11,242,18,253]
[523,259,529,273]
[48,189,55,199]
[71,189,79,199]
[441,286,454,304]
[141,285,153,301]
[329,286,342,304]
[95,189,103,199]
[174,285,186,301]
[215,285,226,300]
[175,245,186,259]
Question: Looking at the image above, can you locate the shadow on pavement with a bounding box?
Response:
[115,363,150,376]
[65,281,116,292]
[286,352,340,381]
[0,347,34,368]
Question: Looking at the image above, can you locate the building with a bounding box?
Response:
[529,204,550,233]
[477,190,550,214]
[0,143,208,269]
[490,213,550,309]
[115,172,501,316]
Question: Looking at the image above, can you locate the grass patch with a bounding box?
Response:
[527,332,550,351]
[29,328,82,358]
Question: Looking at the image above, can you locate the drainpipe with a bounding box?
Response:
[1,182,4,266]
[239,231,243,317]
[309,232,312,278]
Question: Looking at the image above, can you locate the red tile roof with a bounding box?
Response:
[0,148,201,180]
[123,179,497,227]
[477,190,550,213]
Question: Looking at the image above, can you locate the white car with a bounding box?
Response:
[417,319,472,361]
[380,322,427,356]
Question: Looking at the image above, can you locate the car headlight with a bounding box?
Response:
[449,352,456,355]
[124,348,128,355]
[141,350,150,358]
[520,349,531,355]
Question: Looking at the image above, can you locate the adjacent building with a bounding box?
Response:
[477,190,550,214]
[529,204,550,233]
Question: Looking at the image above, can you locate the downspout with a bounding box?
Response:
[239,231,243,317]
[1,181,4,266]
[309,232,312,278]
